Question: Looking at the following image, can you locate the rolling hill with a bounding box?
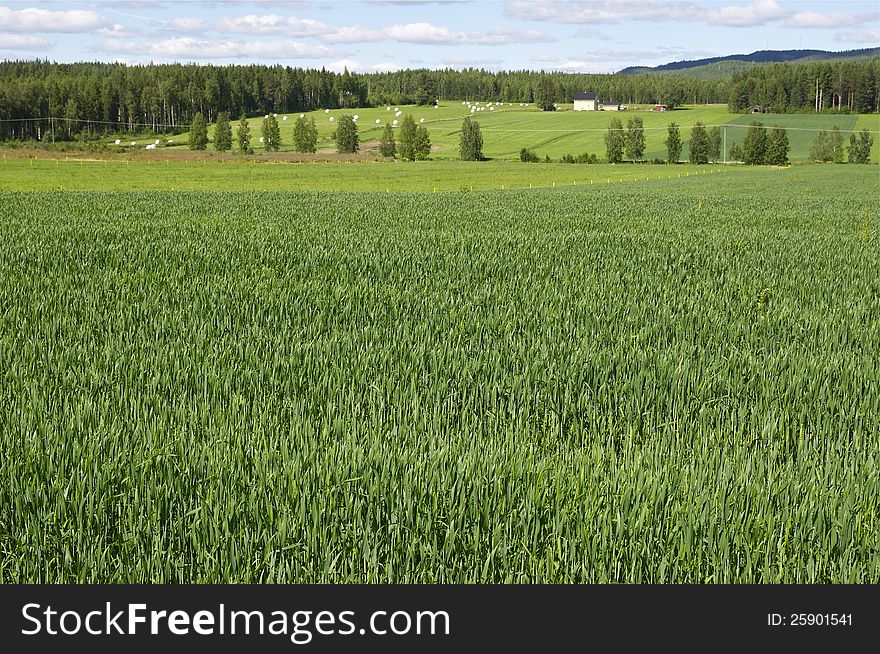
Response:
[619,47,880,77]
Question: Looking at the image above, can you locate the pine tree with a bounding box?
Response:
[414,125,431,160]
[213,111,232,152]
[188,111,208,150]
[665,122,681,163]
[261,114,281,152]
[379,123,396,157]
[459,116,483,161]
[604,118,624,164]
[236,115,251,154]
[766,126,789,165]
[741,121,767,165]
[625,116,645,161]
[398,115,418,160]
[293,116,317,153]
[335,115,358,153]
[689,121,710,164]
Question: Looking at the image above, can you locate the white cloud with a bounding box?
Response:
[506,0,875,30]
[95,23,143,38]
[214,14,329,36]
[326,58,362,72]
[505,0,701,24]
[372,61,403,72]
[168,17,212,32]
[531,53,559,63]
[384,22,555,45]
[833,31,880,45]
[94,37,340,59]
[322,25,386,43]
[0,33,52,50]
[0,6,106,33]
[785,11,877,29]
[704,0,787,27]
[365,1,471,5]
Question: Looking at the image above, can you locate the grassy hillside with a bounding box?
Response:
[138,103,738,161]
[103,103,879,163]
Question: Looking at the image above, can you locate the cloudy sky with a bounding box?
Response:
[0,1,877,73]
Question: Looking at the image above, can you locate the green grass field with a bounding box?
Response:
[110,103,880,162]
[0,157,739,192]
[726,112,880,162]
[1,165,878,583]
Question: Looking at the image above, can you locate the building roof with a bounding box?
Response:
[573,92,598,101]
[602,101,620,106]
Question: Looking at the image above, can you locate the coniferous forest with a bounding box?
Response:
[0,57,877,140]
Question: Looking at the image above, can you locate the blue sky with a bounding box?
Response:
[0,1,877,73]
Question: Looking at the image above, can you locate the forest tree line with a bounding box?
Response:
[0,58,877,141]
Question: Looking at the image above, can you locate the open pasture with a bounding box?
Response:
[135,103,879,163]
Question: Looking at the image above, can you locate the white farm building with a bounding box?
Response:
[573,92,599,111]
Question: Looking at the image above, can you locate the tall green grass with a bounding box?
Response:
[0,168,878,582]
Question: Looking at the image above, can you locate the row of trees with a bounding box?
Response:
[809,127,874,163]
[3,58,877,141]
[193,110,872,165]
[373,115,432,159]
[192,111,487,162]
[606,119,873,165]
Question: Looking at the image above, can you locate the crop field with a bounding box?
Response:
[0,157,737,192]
[112,103,879,162]
[0,165,878,583]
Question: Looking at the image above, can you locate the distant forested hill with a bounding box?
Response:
[620,48,880,76]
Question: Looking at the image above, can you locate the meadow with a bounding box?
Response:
[109,103,880,163]
[0,165,878,583]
